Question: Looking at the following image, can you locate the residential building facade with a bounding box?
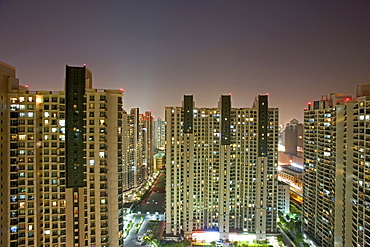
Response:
[0,62,126,247]
[277,182,290,214]
[165,94,279,240]
[153,117,166,152]
[303,84,370,247]
[122,108,154,192]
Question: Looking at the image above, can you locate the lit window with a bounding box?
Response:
[10,226,18,233]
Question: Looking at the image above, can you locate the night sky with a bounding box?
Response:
[1,0,369,124]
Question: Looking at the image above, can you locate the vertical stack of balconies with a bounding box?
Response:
[165,95,279,240]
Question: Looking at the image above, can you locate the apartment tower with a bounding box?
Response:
[165,94,279,240]
[153,117,166,152]
[122,109,154,192]
[0,61,125,247]
[303,83,370,246]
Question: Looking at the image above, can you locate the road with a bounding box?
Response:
[124,214,165,247]
[124,173,166,247]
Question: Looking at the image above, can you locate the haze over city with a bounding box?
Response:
[1,0,369,123]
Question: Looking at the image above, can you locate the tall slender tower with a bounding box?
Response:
[65,66,90,246]
[165,94,279,240]
[122,108,154,192]
[153,117,166,152]
[140,111,154,179]
[65,66,91,187]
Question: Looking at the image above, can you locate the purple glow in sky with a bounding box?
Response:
[1,0,369,124]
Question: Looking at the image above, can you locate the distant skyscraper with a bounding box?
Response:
[165,94,279,240]
[153,117,166,152]
[284,118,303,156]
[140,111,154,178]
[303,84,370,247]
[0,61,126,247]
[122,108,154,192]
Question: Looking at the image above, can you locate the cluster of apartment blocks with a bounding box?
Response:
[164,82,370,245]
[303,83,370,247]
[165,94,280,240]
[0,61,153,247]
[3,58,369,247]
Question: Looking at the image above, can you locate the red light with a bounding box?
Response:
[266,93,269,96]
[25,85,29,88]
[304,108,307,110]
[345,98,350,101]
[308,102,312,105]
[83,64,86,66]
[228,93,232,96]
[120,88,124,91]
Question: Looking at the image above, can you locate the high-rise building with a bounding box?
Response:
[165,94,279,240]
[153,117,166,152]
[284,118,303,156]
[122,108,154,192]
[0,61,126,247]
[303,84,370,247]
[140,111,154,178]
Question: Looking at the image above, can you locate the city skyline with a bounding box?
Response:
[1,0,369,124]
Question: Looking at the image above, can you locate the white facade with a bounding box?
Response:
[165,95,279,240]
[277,182,290,214]
[153,117,166,152]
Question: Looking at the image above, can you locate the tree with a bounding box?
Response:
[182,240,191,247]
[279,216,287,224]
[296,232,304,241]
